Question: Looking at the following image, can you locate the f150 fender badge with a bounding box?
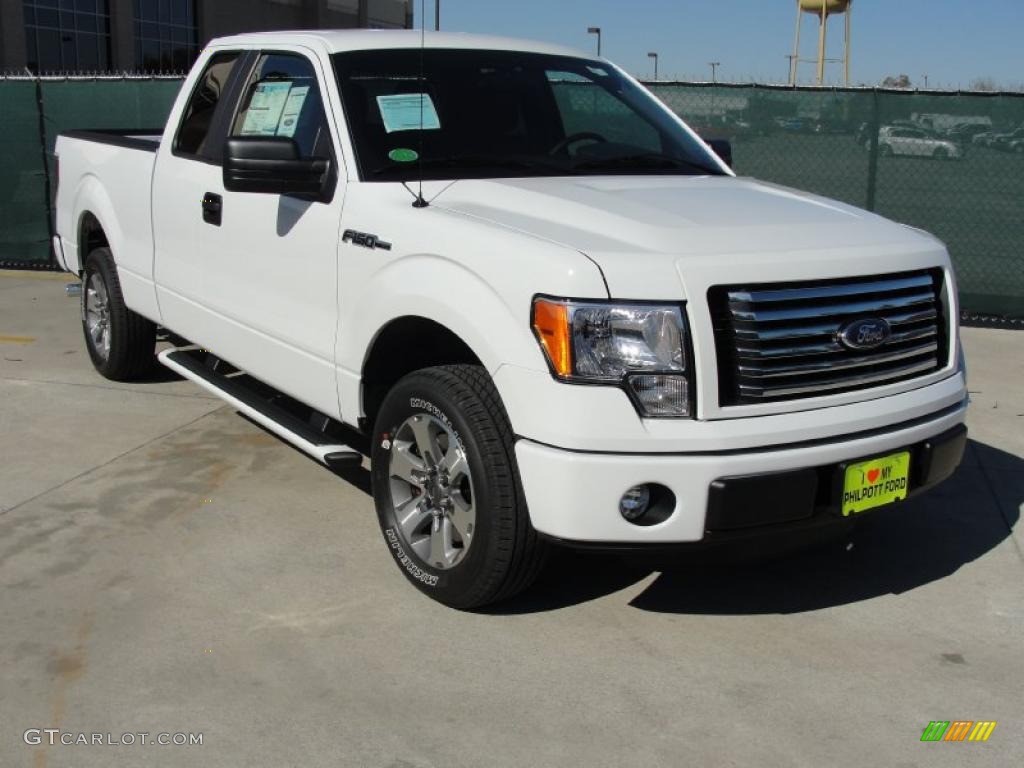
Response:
[342,229,392,251]
[837,317,891,350]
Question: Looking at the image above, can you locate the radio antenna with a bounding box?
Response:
[411,0,429,208]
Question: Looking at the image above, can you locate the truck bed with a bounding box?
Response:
[54,129,162,320]
[59,128,163,152]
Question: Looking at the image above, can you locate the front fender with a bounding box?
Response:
[344,253,541,375]
[337,254,549,420]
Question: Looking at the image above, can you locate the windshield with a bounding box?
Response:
[332,49,725,181]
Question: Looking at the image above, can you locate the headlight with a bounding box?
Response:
[531,297,693,418]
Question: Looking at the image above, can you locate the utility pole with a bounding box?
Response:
[922,73,929,89]
[708,61,720,83]
[587,27,601,57]
[435,0,440,31]
[647,52,659,81]
[785,54,797,85]
[816,0,827,84]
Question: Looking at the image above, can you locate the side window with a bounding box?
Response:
[230,53,331,158]
[175,52,242,157]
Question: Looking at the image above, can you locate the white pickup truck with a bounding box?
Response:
[54,30,968,608]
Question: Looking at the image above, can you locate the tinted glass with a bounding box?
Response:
[230,53,331,159]
[333,49,724,181]
[174,51,240,157]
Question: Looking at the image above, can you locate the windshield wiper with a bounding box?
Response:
[571,152,722,176]
[369,154,571,176]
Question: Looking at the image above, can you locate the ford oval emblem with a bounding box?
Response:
[837,317,891,351]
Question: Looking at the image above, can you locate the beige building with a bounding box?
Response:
[1,0,412,73]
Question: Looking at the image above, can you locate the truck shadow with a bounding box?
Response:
[490,439,1021,615]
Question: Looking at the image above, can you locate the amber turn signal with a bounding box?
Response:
[531,299,572,377]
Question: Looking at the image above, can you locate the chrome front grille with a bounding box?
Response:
[709,270,948,405]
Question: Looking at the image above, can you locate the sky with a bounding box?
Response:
[415,1,1024,89]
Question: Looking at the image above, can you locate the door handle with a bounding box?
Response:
[202,193,222,226]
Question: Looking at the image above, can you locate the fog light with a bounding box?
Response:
[620,485,651,521]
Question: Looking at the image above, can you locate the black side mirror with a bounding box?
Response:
[704,138,733,168]
[223,137,332,201]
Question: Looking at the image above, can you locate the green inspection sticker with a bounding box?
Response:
[388,148,419,163]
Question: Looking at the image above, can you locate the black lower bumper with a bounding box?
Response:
[705,423,968,533]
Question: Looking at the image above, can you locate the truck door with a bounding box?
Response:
[197,49,346,419]
[152,50,248,339]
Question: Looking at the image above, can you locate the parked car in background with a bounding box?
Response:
[945,123,989,144]
[877,126,961,159]
[990,127,1024,152]
[972,128,1011,147]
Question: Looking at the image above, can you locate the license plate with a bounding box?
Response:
[841,451,911,516]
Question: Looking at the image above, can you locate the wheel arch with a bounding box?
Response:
[67,175,122,273]
[79,211,109,263]
[360,315,484,428]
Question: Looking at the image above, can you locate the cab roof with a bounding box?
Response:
[208,29,591,60]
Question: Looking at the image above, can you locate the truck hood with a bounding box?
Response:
[433,175,939,298]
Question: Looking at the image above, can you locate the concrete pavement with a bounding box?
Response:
[1,269,1022,767]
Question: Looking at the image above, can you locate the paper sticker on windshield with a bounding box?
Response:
[388,148,419,163]
[376,93,441,133]
[276,86,310,138]
[241,81,293,136]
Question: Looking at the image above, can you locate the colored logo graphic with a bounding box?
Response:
[920,721,997,742]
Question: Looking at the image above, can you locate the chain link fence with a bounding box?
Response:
[0,74,184,269]
[0,76,1021,322]
[650,83,1024,323]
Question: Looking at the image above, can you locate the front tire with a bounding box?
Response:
[82,247,156,381]
[371,365,547,609]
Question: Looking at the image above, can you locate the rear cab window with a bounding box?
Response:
[174,51,242,159]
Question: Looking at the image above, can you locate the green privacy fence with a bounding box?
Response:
[649,83,1024,322]
[0,75,183,268]
[0,77,1021,321]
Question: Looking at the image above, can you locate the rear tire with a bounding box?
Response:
[82,247,156,381]
[371,365,547,609]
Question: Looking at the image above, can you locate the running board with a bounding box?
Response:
[158,348,361,469]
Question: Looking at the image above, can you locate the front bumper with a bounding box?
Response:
[515,400,967,544]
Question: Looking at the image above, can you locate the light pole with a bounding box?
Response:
[647,52,659,81]
[922,73,929,89]
[785,54,797,85]
[435,0,440,31]
[587,26,602,57]
[708,61,720,83]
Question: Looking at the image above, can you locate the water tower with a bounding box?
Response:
[789,0,852,85]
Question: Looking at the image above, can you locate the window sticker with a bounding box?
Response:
[241,81,293,136]
[276,86,310,138]
[376,93,441,133]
